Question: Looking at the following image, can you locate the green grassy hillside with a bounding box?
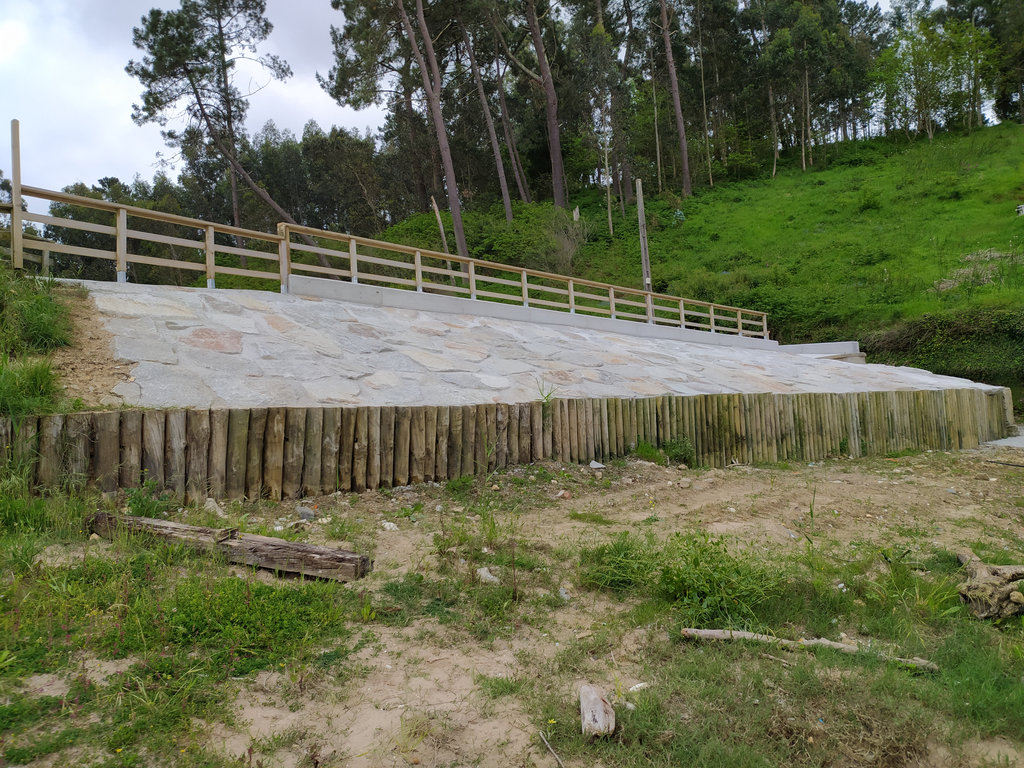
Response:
[385,123,1024,411]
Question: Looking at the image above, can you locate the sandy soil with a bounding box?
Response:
[179,445,1024,768]
[50,286,133,407]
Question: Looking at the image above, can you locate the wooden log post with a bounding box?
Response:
[208,410,229,499]
[142,411,166,488]
[364,407,380,491]
[36,414,64,489]
[263,408,286,500]
[495,404,508,468]
[352,407,369,492]
[92,411,121,495]
[425,406,438,481]
[186,410,211,503]
[246,408,268,500]
[225,409,250,500]
[338,407,355,492]
[464,405,478,474]
[380,406,395,488]
[303,408,326,496]
[394,406,411,486]
[119,411,142,489]
[448,406,463,479]
[164,409,187,497]
[321,408,341,494]
[282,408,306,498]
[411,407,427,484]
[435,406,450,479]
[484,404,497,471]
[474,404,487,475]
[531,402,544,463]
[518,402,531,465]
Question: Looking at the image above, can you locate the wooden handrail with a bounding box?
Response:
[10,180,770,339]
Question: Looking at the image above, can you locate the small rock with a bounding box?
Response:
[381,521,399,531]
[677,478,692,489]
[589,460,605,469]
[595,471,604,479]
[624,702,636,711]
[89,532,101,541]
[559,587,572,602]
[318,517,332,524]
[204,497,225,517]
[273,525,284,532]
[297,506,317,521]
[477,567,501,584]
[727,507,737,514]
[556,489,573,500]
[628,682,649,692]
[491,484,500,491]
[288,520,307,530]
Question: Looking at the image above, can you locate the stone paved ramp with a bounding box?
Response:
[80,281,994,409]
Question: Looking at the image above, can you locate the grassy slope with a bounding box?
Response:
[387,123,1024,409]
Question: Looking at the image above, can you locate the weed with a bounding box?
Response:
[634,441,664,464]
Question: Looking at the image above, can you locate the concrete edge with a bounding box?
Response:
[289,274,783,351]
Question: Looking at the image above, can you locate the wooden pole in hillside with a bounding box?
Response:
[10,120,23,269]
[636,179,652,322]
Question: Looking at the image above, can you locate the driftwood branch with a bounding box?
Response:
[90,511,372,582]
[679,628,939,672]
[578,684,616,737]
[957,549,1024,619]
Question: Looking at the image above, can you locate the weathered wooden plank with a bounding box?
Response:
[337,407,355,492]
[226,409,250,500]
[599,398,610,460]
[584,399,596,462]
[531,402,543,463]
[118,411,141,489]
[496,403,509,467]
[92,411,120,495]
[542,401,553,460]
[0,417,11,466]
[36,414,64,489]
[463,405,478,474]
[142,410,166,488]
[411,406,427,484]
[425,406,438,482]
[91,511,372,582]
[378,406,395,488]
[518,402,532,465]
[365,407,380,491]
[448,405,463,479]
[393,406,410,486]
[321,408,342,494]
[435,406,450,478]
[246,408,268,500]
[352,407,369,492]
[475,404,487,475]
[185,410,210,502]
[282,407,306,498]
[485,404,497,471]
[60,413,90,491]
[11,416,37,484]
[263,408,286,500]
[164,409,187,497]
[303,408,325,496]
[207,410,228,498]
[559,400,571,462]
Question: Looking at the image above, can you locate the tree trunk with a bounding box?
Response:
[463,26,513,221]
[497,59,532,203]
[526,0,567,208]
[403,75,430,212]
[659,0,692,196]
[396,0,469,259]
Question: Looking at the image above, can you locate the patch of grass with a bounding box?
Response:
[568,510,615,525]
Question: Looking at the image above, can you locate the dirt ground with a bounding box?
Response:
[50,286,133,407]
[171,444,1024,768]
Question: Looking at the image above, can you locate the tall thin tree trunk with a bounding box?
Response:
[497,59,531,203]
[652,53,663,192]
[526,0,567,208]
[403,78,430,211]
[805,65,813,166]
[396,0,469,258]
[659,0,692,196]
[696,3,713,186]
[462,26,513,221]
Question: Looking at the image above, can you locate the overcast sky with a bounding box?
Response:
[0,0,386,192]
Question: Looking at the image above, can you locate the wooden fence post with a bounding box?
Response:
[10,120,23,270]
[277,223,290,293]
[116,207,128,283]
[205,225,216,288]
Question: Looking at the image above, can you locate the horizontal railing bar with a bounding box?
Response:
[127,253,205,271]
[24,211,115,236]
[214,265,279,281]
[289,262,351,278]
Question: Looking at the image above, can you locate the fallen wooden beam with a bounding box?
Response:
[90,511,372,582]
[679,628,938,672]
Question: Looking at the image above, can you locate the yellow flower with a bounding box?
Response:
[116,748,123,753]
[547,718,557,724]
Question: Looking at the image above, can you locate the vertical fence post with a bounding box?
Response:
[10,120,23,270]
[761,313,769,339]
[736,309,743,336]
[521,270,529,307]
[709,305,717,333]
[609,286,616,319]
[568,279,576,313]
[41,249,50,276]
[349,238,359,284]
[468,261,477,300]
[679,299,686,330]
[204,225,216,288]
[645,292,654,324]
[414,249,423,292]
[115,208,127,283]
[276,223,290,293]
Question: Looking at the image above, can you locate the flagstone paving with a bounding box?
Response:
[75,281,999,409]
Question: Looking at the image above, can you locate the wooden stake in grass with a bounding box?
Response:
[579,684,616,737]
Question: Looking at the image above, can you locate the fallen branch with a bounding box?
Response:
[679,628,938,672]
[90,512,372,582]
[957,549,1024,619]
[538,731,565,768]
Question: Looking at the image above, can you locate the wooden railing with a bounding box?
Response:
[8,160,768,340]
